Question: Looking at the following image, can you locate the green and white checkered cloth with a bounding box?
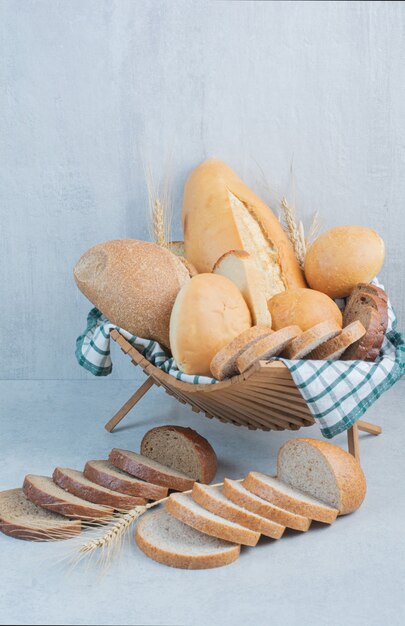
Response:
[76,282,404,439]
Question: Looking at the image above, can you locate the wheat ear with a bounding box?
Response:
[280,196,307,268]
[145,163,173,249]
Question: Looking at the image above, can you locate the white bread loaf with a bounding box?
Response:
[170,274,252,376]
[182,159,306,299]
[74,240,190,349]
[268,288,342,331]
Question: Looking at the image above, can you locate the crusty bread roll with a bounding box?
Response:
[170,273,252,376]
[268,288,342,331]
[182,159,306,299]
[304,226,385,299]
[213,250,272,326]
[74,240,190,348]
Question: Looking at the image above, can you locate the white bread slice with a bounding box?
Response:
[210,325,273,380]
[236,325,302,373]
[243,473,338,524]
[136,510,240,569]
[213,250,272,326]
[223,479,310,531]
[84,460,168,500]
[277,438,366,515]
[0,488,81,541]
[165,492,260,546]
[306,321,366,360]
[282,319,341,359]
[192,483,284,539]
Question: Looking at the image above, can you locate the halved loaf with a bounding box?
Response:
[277,438,366,515]
[53,468,146,509]
[192,483,284,539]
[210,325,273,380]
[342,306,382,361]
[213,250,272,326]
[23,475,114,521]
[236,326,302,373]
[109,449,195,491]
[136,510,240,569]
[306,321,366,360]
[84,460,168,500]
[243,473,338,524]
[282,319,341,360]
[140,426,217,484]
[223,479,310,531]
[166,492,260,546]
[0,488,81,541]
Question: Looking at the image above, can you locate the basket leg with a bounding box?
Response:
[347,424,360,462]
[357,420,382,436]
[105,377,155,433]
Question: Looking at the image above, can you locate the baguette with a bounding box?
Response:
[236,326,302,373]
[210,325,273,380]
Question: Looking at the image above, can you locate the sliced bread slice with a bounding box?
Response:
[23,475,114,521]
[210,325,273,380]
[0,488,81,541]
[53,468,146,510]
[306,321,366,360]
[236,326,302,373]
[135,510,240,569]
[277,438,366,515]
[223,479,310,531]
[165,492,260,546]
[213,250,272,326]
[345,286,389,334]
[282,319,341,359]
[140,426,217,484]
[192,483,284,539]
[341,306,382,361]
[84,460,168,500]
[109,449,195,491]
[243,473,338,524]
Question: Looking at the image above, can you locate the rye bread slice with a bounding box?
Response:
[166,492,260,546]
[140,426,217,484]
[84,460,168,500]
[236,326,302,373]
[282,319,342,359]
[0,488,81,541]
[306,321,366,360]
[342,306,383,361]
[53,468,146,509]
[192,483,284,539]
[351,283,388,303]
[23,475,114,521]
[109,449,195,491]
[136,510,240,569]
[210,325,273,380]
[344,289,388,337]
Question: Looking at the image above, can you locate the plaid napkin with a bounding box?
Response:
[76,283,404,438]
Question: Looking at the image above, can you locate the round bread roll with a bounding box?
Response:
[268,288,342,331]
[170,274,252,376]
[304,226,385,299]
[74,240,190,348]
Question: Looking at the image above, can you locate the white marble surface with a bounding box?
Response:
[0,379,404,626]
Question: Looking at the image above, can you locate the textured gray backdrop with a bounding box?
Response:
[1,0,404,380]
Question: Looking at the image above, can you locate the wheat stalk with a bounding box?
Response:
[280,196,307,268]
[145,162,173,249]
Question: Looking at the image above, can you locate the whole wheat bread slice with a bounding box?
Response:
[136,510,240,569]
[306,321,366,360]
[109,449,195,491]
[53,468,146,510]
[210,325,273,380]
[223,479,310,531]
[236,326,302,373]
[342,306,382,361]
[0,488,81,541]
[282,320,341,359]
[192,483,284,539]
[165,492,260,546]
[343,289,387,360]
[84,460,168,500]
[23,475,114,521]
[243,473,338,524]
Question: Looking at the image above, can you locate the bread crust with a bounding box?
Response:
[282,319,342,359]
[109,449,195,492]
[277,438,367,515]
[236,326,302,373]
[210,325,273,380]
[306,321,366,360]
[84,461,168,500]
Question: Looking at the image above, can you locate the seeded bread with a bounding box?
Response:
[84,460,168,500]
[136,510,240,569]
[243,473,338,524]
[0,488,81,541]
[23,475,114,521]
[210,325,273,380]
[306,321,366,360]
[223,479,310,531]
[166,492,260,546]
[277,438,366,515]
[282,319,341,360]
[342,306,382,361]
[140,426,217,484]
[236,326,302,373]
[192,483,284,539]
[109,449,195,491]
[53,468,146,509]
